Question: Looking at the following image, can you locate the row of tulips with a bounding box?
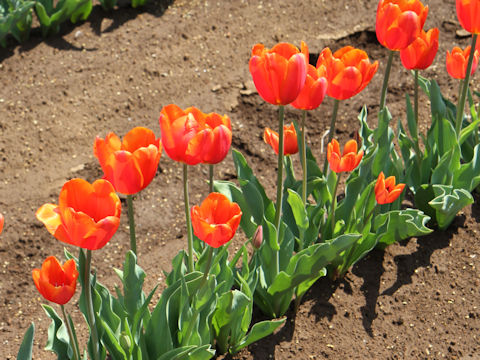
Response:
[14,0,480,358]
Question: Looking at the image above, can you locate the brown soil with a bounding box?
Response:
[1,0,479,359]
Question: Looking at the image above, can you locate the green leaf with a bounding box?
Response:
[157,345,215,360]
[453,143,480,192]
[429,185,474,230]
[122,251,146,322]
[42,305,70,359]
[17,323,34,360]
[286,189,308,231]
[232,318,285,353]
[374,209,432,246]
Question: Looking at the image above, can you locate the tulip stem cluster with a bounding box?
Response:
[83,249,100,360]
[455,34,478,138]
[60,304,81,360]
[126,195,137,255]
[323,99,340,175]
[183,164,195,273]
[379,50,394,112]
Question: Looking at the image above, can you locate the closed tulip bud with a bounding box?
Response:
[252,225,263,250]
[291,64,328,110]
[400,28,439,70]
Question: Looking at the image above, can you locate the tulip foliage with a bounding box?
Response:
[18,0,480,358]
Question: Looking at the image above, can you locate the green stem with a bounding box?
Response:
[330,173,341,237]
[183,163,195,273]
[323,99,340,175]
[209,164,214,194]
[414,70,419,128]
[126,194,137,255]
[456,34,478,138]
[379,50,395,113]
[273,105,285,275]
[61,305,80,360]
[84,250,100,360]
[300,110,307,207]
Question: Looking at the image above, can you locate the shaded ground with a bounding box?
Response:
[0,0,479,358]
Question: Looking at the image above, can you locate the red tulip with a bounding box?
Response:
[94,127,162,195]
[0,213,3,236]
[375,172,405,204]
[263,123,299,156]
[376,0,429,51]
[456,0,480,34]
[249,41,308,105]
[36,179,121,250]
[327,139,363,173]
[191,192,242,248]
[291,64,328,110]
[446,45,480,79]
[159,104,232,165]
[316,46,378,100]
[400,28,439,70]
[32,256,78,305]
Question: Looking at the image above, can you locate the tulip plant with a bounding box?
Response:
[0,0,34,47]
[15,0,480,358]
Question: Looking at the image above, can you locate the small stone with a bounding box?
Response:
[456,29,471,38]
[211,84,222,92]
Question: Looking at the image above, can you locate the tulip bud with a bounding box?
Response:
[252,225,263,249]
[120,332,132,352]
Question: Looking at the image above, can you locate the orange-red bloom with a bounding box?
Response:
[446,45,480,79]
[191,192,242,248]
[94,127,162,195]
[376,0,429,51]
[32,256,78,305]
[327,139,363,173]
[249,42,308,105]
[36,179,121,250]
[291,64,328,110]
[0,213,3,236]
[263,123,298,156]
[456,0,480,34]
[400,28,439,70]
[159,104,232,165]
[316,46,378,100]
[375,172,405,204]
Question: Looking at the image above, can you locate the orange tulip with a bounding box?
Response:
[0,213,3,236]
[316,46,378,100]
[456,0,480,34]
[36,179,121,250]
[376,0,429,51]
[375,172,405,204]
[191,192,242,248]
[327,139,363,173]
[263,123,299,156]
[159,104,232,165]
[94,127,162,195]
[249,41,308,105]
[400,28,439,70]
[446,45,480,79]
[32,256,78,305]
[291,64,328,110]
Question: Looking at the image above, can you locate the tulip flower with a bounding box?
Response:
[446,45,480,79]
[327,139,363,173]
[0,213,3,236]
[191,192,242,248]
[159,104,232,165]
[263,123,298,156]
[249,41,308,105]
[32,256,78,305]
[375,0,429,51]
[94,127,162,195]
[400,28,439,70]
[375,172,405,204]
[36,179,121,251]
[456,0,480,34]
[291,64,328,110]
[317,46,378,101]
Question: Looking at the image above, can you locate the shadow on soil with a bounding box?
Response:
[0,0,173,62]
